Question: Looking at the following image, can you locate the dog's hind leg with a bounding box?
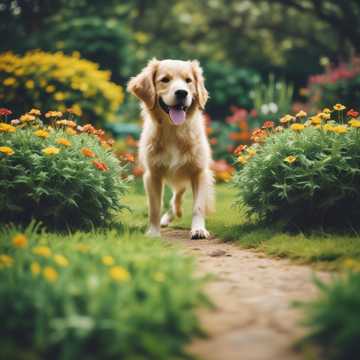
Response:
[160,187,186,227]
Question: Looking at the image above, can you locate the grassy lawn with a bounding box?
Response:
[125,181,360,271]
[0,202,208,359]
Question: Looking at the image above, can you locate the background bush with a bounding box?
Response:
[300,271,360,360]
[0,224,207,360]
[234,116,360,228]
[0,51,124,125]
[0,119,127,230]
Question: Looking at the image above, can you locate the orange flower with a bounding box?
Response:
[347,109,359,118]
[262,121,274,129]
[81,147,95,158]
[234,144,247,155]
[122,153,135,162]
[56,138,71,147]
[93,160,109,171]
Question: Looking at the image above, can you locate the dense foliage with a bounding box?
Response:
[234,105,360,228]
[0,51,124,124]
[307,57,360,110]
[301,271,360,360]
[0,224,207,360]
[0,109,127,230]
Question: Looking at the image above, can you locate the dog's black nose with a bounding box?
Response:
[175,89,188,99]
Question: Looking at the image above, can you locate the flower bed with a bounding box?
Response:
[0,51,124,124]
[233,104,360,228]
[0,108,127,230]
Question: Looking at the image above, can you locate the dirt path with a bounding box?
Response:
[162,228,330,360]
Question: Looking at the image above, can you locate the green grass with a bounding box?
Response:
[0,215,208,359]
[125,181,360,271]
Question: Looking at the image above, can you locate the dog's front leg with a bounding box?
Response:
[143,171,163,237]
[190,171,210,240]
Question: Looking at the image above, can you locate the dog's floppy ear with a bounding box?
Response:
[191,60,208,110]
[127,58,159,109]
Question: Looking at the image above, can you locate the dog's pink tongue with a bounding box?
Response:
[169,107,186,125]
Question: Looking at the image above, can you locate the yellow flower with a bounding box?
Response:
[280,114,295,124]
[295,110,307,118]
[25,80,35,89]
[318,112,331,120]
[0,254,14,268]
[323,124,336,132]
[349,119,360,128]
[333,104,346,111]
[310,116,321,125]
[11,233,28,248]
[34,129,49,138]
[56,138,71,147]
[237,155,247,164]
[45,85,55,93]
[3,77,16,86]
[66,128,77,136]
[0,146,14,156]
[54,92,66,101]
[31,261,41,276]
[290,123,305,132]
[75,243,90,253]
[29,108,41,116]
[284,155,297,164]
[102,255,114,266]
[109,266,130,282]
[45,111,62,118]
[20,114,35,122]
[343,258,360,272]
[322,108,332,114]
[54,254,69,267]
[33,246,52,257]
[333,125,347,134]
[43,266,59,282]
[247,148,256,157]
[0,123,16,132]
[71,104,82,116]
[42,146,60,156]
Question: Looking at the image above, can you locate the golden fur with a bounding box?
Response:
[127,59,214,239]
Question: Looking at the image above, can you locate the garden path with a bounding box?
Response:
[162,228,330,360]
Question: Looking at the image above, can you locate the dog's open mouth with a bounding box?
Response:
[159,98,187,126]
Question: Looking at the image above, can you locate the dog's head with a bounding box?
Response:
[127,59,208,126]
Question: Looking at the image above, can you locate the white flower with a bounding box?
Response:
[268,102,278,113]
[261,104,269,115]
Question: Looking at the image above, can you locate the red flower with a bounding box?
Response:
[93,160,109,171]
[262,121,275,129]
[0,108,12,116]
[234,144,247,155]
[347,109,359,118]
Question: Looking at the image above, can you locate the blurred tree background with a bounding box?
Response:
[0,0,359,120]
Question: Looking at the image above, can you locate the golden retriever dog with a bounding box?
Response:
[127,59,214,239]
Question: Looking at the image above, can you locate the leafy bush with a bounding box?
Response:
[0,224,207,360]
[234,105,360,228]
[203,62,261,118]
[0,109,127,230]
[300,271,360,360]
[306,57,360,110]
[0,51,124,124]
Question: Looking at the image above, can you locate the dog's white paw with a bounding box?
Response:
[190,228,210,240]
[160,213,173,227]
[146,226,161,237]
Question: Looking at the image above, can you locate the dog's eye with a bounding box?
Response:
[160,77,170,83]
[185,78,192,83]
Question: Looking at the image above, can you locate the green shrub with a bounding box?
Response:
[204,62,261,118]
[233,107,360,228]
[300,271,360,360]
[0,113,127,230]
[0,224,207,360]
[0,51,124,124]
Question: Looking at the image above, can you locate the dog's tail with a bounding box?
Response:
[205,169,215,215]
